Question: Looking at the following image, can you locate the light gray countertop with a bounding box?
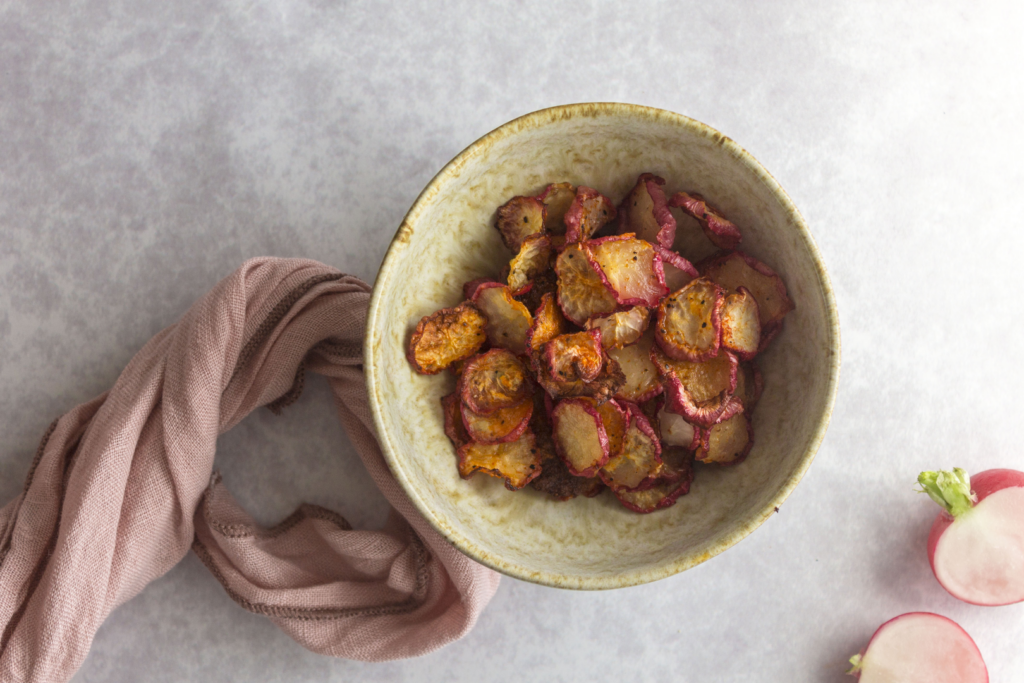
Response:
[3,1,1024,681]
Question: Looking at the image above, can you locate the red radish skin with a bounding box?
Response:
[848,612,987,683]
[921,468,1024,606]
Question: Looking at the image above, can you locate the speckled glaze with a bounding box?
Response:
[365,103,840,590]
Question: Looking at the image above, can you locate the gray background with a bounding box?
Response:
[2,1,1023,681]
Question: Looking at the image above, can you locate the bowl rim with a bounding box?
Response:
[365,102,841,590]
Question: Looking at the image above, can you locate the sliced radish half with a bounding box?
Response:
[848,612,987,683]
[919,468,1024,605]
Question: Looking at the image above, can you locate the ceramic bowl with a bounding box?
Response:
[365,103,840,589]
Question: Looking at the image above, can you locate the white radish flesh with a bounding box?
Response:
[849,612,987,683]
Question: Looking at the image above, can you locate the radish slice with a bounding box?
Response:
[552,398,610,477]
[919,468,1024,605]
[616,173,676,248]
[564,186,616,243]
[507,234,554,293]
[848,612,987,683]
[495,195,547,252]
[538,182,575,234]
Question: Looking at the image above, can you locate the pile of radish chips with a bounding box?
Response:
[407,175,793,513]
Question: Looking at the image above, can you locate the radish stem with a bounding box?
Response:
[917,468,976,518]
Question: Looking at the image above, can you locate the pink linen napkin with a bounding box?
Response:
[0,257,501,682]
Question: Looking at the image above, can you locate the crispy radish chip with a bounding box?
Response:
[515,270,557,313]
[615,455,694,513]
[441,393,472,449]
[594,398,628,457]
[720,286,761,360]
[457,431,543,490]
[652,346,742,427]
[462,398,533,444]
[586,306,650,349]
[555,243,619,325]
[700,251,794,328]
[669,191,742,250]
[496,195,547,252]
[696,412,753,465]
[565,187,617,243]
[460,349,532,415]
[530,455,603,500]
[552,398,610,477]
[538,182,576,234]
[657,404,700,450]
[544,330,604,383]
[472,282,534,355]
[655,277,725,362]
[589,234,669,307]
[408,301,488,375]
[536,354,626,402]
[600,403,664,491]
[617,173,676,248]
[608,328,662,403]
[526,292,568,356]
[735,360,764,413]
[652,245,698,292]
[658,446,697,483]
[507,234,554,294]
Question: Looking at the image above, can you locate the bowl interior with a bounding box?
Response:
[366,104,839,589]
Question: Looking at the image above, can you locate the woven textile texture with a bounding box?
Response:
[0,258,501,682]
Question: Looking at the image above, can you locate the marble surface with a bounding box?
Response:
[2,1,1023,680]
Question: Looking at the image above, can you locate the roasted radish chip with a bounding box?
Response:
[463,277,499,302]
[472,282,534,355]
[757,319,784,354]
[617,173,676,248]
[652,245,698,292]
[536,354,626,402]
[734,360,763,413]
[507,234,554,293]
[589,234,669,307]
[600,403,663,491]
[544,330,605,383]
[700,251,794,328]
[608,328,662,403]
[407,301,488,374]
[657,405,700,450]
[655,277,724,362]
[720,287,761,360]
[594,398,628,458]
[538,182,576,234]
[552,398,611,477]
[586,306,650,349]
[515,270,557,313]
[457,431,543,490]
[526,292,568,356]
[658,446,696,483]
[530,455,603,500]
[669,191,742,250]
[565,187,616,243]
[696,412,752,465]
[652,346,742,427]
[462,398,533,444]
[496,195,547,252]
[441,393,472,449]
[460,349,532,414]
[615,468,693,513]
[555,243,619,325]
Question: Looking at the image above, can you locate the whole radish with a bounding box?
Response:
[848,612,987,682]
[918,468,1024,605]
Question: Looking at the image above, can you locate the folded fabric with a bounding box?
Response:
[0,258,501,682]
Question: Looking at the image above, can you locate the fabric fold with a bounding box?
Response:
[0,257,500,682]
